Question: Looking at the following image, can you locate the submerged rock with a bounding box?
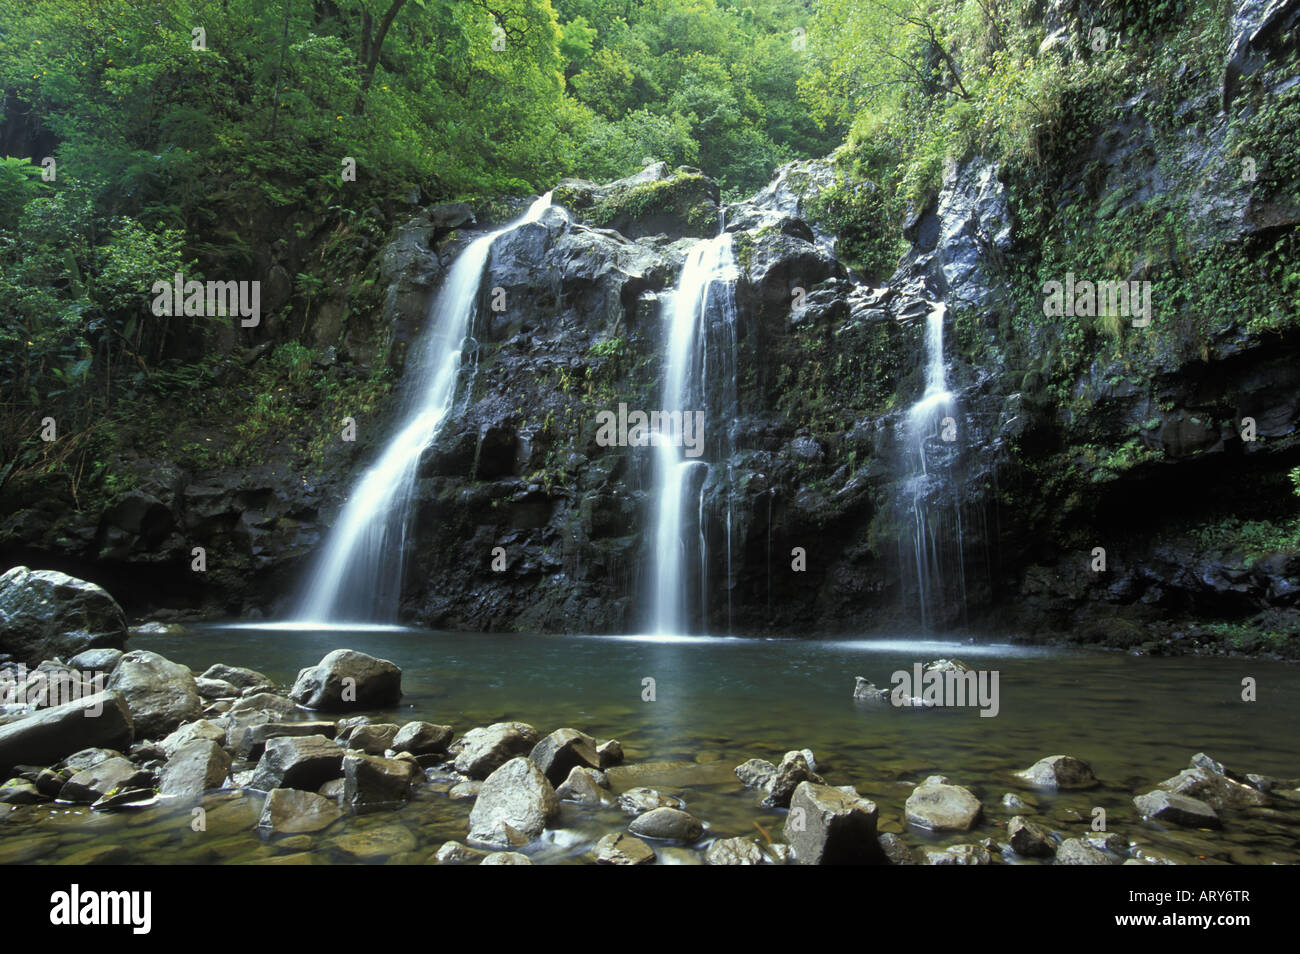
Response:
[705,837,765,865]
[593,831,655,865]
[257,787,342,834]
[481,851,532,865]
[434,841,487,865]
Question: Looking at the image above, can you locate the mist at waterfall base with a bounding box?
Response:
[648,233,740,637]
[290,194,554,625]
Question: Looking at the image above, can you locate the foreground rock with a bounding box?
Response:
[923,844,994,865]
[391,721,453,756]
[200,664,274,695]
[594,832,656,865]
[905,777,983,831]
[0,690,133,767]
[158,739,231,798]
[628,807,704,842]
[1154,753,1268,810]
[1133,789,1222,829]
[289,649,402,711]
[342,752,418,813]
[555,766,609,805]
[59,757,151,803]
[529,727,600,785]
[453,722,539,778]
[705,837,766,865]
[1007,815,1056,857]
[764,750,825,807]
[107,650,202,740]
[1015,755,1099,790]
[0,567,128,666]
[250,735,344,792]
[1055,837,1113,864]
[617,787,683,816]
[784,781,881,865]
[467,756,559,848]
[257,788,342,834]
[481,852,532,865]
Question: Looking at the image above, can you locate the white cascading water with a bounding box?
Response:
[293,193,554,623]
[650,233,738,635]
[902,301,966,631]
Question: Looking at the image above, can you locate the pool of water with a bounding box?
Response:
[3,627,1297,865]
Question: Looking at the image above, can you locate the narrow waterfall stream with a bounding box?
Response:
[901,301,966,631]
[293,194,554,623]
[649,233,738,635]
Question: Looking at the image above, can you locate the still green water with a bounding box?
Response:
[2,628,1297,864]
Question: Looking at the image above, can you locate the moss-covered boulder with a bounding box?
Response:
[552,162,719,240]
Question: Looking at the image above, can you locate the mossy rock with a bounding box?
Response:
[556,167,720,241]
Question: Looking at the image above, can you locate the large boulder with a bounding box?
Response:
[158,739,231,799]
[107,650,202,740]
[783,781,882,865]
[250,735,344,792]
[289,649,402,711]
[0,567,128,666]
[528,727,600,786]
[467,756,559,848]
[0,690,133,768]
[452,722,539,779]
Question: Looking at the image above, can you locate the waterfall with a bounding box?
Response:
[649,233,738,635]
[901,301,966,631]
[293,193,554,623]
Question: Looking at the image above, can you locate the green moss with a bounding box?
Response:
[590,172,716,235]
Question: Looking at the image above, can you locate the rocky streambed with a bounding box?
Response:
[2,622,1298,864]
